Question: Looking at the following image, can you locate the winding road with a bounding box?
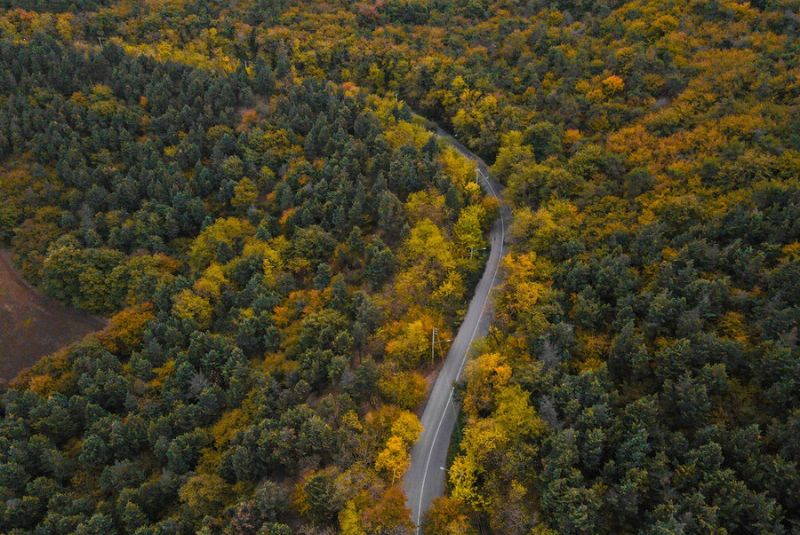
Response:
[403,127,510,533]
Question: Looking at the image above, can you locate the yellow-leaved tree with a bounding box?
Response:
[374,411,422,483]
[189,217,254,272]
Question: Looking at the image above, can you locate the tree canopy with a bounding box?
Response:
[1,0,799,534]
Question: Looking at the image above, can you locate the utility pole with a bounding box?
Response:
[431,327,438,366]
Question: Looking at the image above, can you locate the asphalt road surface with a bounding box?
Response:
[403,127,510,533]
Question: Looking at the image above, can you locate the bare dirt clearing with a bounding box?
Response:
[0,249,106,381]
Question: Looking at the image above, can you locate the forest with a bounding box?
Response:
[0,26,491,535]
[0,0,799,534]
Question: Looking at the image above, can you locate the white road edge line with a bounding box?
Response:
[414,165,505,533]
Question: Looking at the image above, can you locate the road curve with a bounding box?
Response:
[403,126,510,532]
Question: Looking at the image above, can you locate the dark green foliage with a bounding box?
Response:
[0,27,463,534]
[0,0,111,11]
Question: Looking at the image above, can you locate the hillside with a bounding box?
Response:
[0,248,105,381]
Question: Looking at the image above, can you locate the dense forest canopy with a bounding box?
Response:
[0,0,799,534]
[0,28,492,535]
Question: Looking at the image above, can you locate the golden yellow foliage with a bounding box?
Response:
[55,13,73,41]
[378,367,427,410]
[424,496,476,535]
[454,204,487,253]
[339,500,366,535]
[172,289,213,328]
[781,242,800,262]
[193,263,227,299]
[117,35,239,73]
[463,352,512,416]
[405,189,448,226]
[210,407,249,447]
[232,177,259,210]
[384,317,434,369]
[96,303,155,356]
[189,217,254,272]
[375,435,409,483]
[402,218,456,270]
[384,120,432,150]
[719,311,749,344]
[390,411,423,445]
[492,130,534,179]
[432,270,466,314]
[439,146,476,190]
[179,473,230,513]
[602,74,625,95]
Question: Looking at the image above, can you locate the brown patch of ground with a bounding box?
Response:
[0,248,106,382]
